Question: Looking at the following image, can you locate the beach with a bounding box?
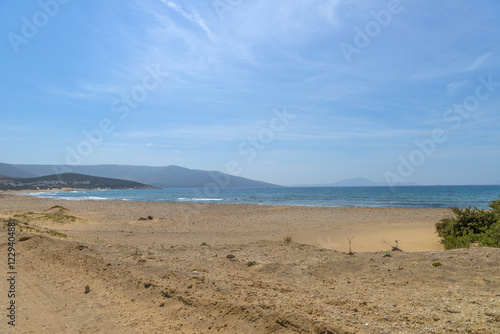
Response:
[1,193,499,333]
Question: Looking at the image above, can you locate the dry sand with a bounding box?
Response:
[0,193,499,333]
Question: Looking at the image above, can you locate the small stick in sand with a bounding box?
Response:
[381,238,402,251]
[347,236,354,255]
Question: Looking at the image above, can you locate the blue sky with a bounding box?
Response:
[1,0,500,186]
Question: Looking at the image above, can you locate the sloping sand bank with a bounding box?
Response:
[0,194,499,333]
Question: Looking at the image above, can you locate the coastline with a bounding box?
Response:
[0,187,90,194]
[10,185,500,210]
[1,193,498,333]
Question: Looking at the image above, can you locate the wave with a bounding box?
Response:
[178,198,224,202]
[34,195,110,201]
[50,196,81,201]
[84,196,109,200]
[15,186,500,209]
[19,192,60,199]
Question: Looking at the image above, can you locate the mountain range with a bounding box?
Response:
[0,163,280,189]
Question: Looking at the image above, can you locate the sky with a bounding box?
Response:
[1,0,500,186]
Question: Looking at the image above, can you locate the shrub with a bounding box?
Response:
[478,220,500,247]
[436,197,500,249]
[246,261,257,267]
[283,233,293,244]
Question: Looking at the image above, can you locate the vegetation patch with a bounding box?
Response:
[14,211,79,224]
[12,214,32,221]
[130,247,142,260]
[283,232,293,244]
[162,245,187,252]
[40,212,79,223]
[381,238,402,251]
[19,223,68,238]
[5,217,68,238]
[45,205,68,212]
[246,261,257,267]
[2,218,27,227]
[435,197,500,249]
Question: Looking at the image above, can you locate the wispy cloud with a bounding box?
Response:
[467,52,493,71]
[446,79,468,97]
[316,0,342,26]
[81,83,123,95]
[0,124,29,133]
[280,128,429,142]
[44,86,97,100]
[160,0,215,41]
[43,82,123,101]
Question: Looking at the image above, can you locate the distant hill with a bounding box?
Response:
[1,163,281,189]
[0,162,36,178]
[0,173,155,191]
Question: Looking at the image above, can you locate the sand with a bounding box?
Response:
[0,193,499,333]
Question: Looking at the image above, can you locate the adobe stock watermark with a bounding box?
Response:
[339,0,405,64]
[7,0,71,54]
[51,64,168,174]
[213,0,245,22]
[384,74,500,186]
[199,106,295,195]
[234,107,297,168]
[176,107,296,218]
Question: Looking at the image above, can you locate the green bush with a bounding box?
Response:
[478,221,500,247]
[436,197,500,249]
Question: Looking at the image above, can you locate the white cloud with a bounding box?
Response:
[467,52,493,71]
[0,124,29,133]
[161,0,215,41]
[280,128,428,142]
[81,83,122,95]
[44,86,96,100]
[316,0,342,26]
[445,79,468,97]
[120,123,256,141]
[224,0,342,43]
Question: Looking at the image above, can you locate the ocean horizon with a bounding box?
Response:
[21,185,500,210]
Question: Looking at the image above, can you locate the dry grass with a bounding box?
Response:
[283,232,293,244]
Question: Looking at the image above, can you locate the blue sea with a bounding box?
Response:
[22,185,500,209]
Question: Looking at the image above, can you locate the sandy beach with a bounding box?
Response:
[1,193,499,333]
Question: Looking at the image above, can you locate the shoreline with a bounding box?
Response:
[4,189,470,211]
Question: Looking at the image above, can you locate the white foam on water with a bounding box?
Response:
[178,198,223,202]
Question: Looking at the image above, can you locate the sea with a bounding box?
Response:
[21,185,500,209]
